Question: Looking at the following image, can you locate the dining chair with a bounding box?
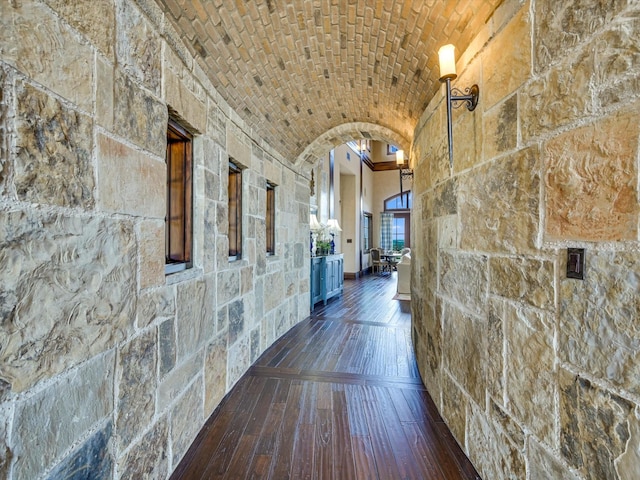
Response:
[370,248,385,274]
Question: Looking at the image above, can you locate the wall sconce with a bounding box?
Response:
[396,149,413,201]
[438,44,479,169]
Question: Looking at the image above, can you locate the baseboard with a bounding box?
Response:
[344,272,358,280]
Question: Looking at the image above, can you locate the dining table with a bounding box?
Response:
[380,252,402,272]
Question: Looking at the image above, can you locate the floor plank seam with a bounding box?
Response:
[311,316,409,329]
[249,365,427,391]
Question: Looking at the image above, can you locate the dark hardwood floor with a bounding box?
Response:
[170,273,481,479]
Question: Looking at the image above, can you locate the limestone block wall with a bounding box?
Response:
[411,1,640,479]
[0,1,309,479]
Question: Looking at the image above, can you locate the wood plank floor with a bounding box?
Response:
[170,273,481,480]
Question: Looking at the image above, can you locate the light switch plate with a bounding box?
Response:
[567,248,585,280]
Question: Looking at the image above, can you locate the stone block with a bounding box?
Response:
[116,0,161,94]
[544,110,638,242]
[274,302,288,341]
[294,243,304,268]
[159,319,177,377]
[216,235,229,270]
[414,291,440,397]
[171,380,203,467]
[482,5,531,108]
[97,134,165,218]
[250,326,261,362]
[228,299,245,345]
[44,0,115,59]
[559,250,640,396]
[45,422,113,480]
[138,219,165,290]
[96,56,115,130]
[264,270,285,313]
[176,277,215,360]
[117,330,157,449]
[117,418,169,480]
[158,353,202,412]
[489,400,524,450]
[14,82,94,208]
[460,147,540,254]
[203,200,217,274]
[439,251,487,314]
[488,256,554,311]
[431,178,457,219]
[486,299,504,400]
[228,335,251,386]
[205,336,227,415]
[594,19,640,109]
[422,221,438,295]
[0,210,135,391]
[254,277,264,322]
[217,268,240,304]
[0,402,12,479]
[227,129,252,167]
[241,266,254,294]
[437,214,458,250]
[441,372,466,446]
[137,287,175,328]
[204,169,220,201]
[11,352,114,480]
[217,306,229,333]
[521,49,594,143]
[217,200,228,236]
[467,405,526,480]
[164,66,207,133]
[429,135,450,187]
[207,103,227,149]
[483,94,517,160]
[442,302,486,407]
[285,271,297,297]
[0,66,9,195]
[504,303,555,444]
[559,369,638,479]
[0,1,94,111]
[114,70,167,156]
[527,437,580,480]
[534,0,626,74]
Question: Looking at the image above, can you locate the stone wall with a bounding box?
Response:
[0,1,309,479]
[411,1,640,479]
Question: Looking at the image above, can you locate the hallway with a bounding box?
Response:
[170,274,480,479]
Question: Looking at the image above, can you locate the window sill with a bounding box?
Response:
[165,266,202,285]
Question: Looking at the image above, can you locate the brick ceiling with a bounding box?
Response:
[155,0,503,163]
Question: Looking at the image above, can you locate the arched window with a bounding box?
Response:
[384,191,412,210]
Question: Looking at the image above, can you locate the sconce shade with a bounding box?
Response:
[395,149,404,165]
[327,218,342,233]
[438,44,457,81]
[310,214,322,231]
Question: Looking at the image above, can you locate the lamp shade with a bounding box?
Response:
[310,214,322,231]
[327,218,342,233]
[438,44,457,80]
[395,149,404,165]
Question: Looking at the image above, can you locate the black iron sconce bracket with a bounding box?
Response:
[443,78,479,169]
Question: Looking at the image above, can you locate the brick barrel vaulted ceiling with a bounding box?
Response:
[154,0,504,165]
